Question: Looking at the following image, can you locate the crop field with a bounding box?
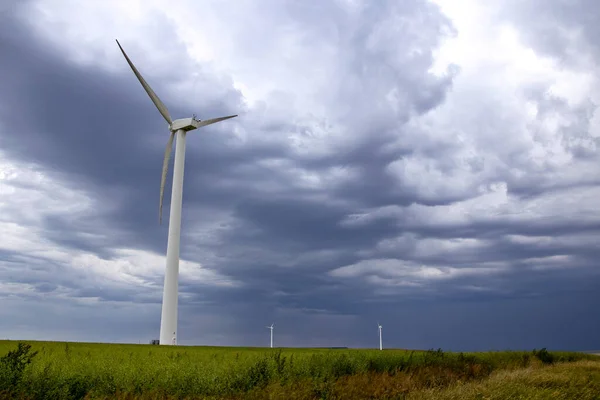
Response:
[0,340,599,399]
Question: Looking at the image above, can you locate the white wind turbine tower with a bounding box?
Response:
[378,322,383,351]
[116,40,237,345]
[266,323,274,348]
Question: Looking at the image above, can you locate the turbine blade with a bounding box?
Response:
[197,115,238,128]
[116,39,173,125]
[159,132,175,224]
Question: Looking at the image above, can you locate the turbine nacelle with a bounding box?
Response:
[170,117,201,132]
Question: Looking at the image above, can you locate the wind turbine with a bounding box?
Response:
[266,323,274,348]
[378,322,383,351]
[116,40,237,345]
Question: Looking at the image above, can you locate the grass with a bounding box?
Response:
[0,340,597,399]
[405,359,600,400]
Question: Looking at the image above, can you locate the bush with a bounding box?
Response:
[532,348,555,365]
[0,342,38,393]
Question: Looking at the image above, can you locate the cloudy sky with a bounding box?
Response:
[0,0,599,351]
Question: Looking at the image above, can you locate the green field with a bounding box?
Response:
[0,340,598,399]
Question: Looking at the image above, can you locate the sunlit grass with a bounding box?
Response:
[0,340,596,399]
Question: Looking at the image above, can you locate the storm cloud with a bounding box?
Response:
[0,0,598,351]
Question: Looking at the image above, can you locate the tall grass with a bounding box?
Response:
[405,359,600,400]
[0,340,595,399]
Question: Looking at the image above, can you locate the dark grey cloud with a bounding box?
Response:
[0,0,599,352]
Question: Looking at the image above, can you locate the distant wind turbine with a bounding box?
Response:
[378,322,383,351]
[266,323,274,348]
[116,40,237,345]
